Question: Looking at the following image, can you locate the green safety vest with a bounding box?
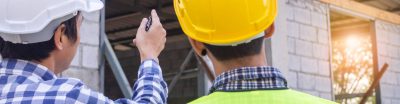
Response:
[189,89,338,104]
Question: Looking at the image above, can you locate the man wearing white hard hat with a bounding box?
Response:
[0,0,168,103]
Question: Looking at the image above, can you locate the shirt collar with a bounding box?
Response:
[210,66,288,93]
[0,59,57,81]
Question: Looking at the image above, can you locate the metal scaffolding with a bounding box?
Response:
[98,0,215,99]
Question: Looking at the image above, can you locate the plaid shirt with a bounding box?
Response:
[210,66,288,93]
[0,59,168,104]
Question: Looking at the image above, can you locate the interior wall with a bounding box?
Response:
[375,20,400,104]
[270,0,333,100]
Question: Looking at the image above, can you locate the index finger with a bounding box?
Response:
[151,9,161,24]
[137,18,148,32]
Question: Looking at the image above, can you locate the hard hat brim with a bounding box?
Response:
[0,0,104,35]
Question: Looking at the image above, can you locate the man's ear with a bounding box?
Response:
[54,24,66,50]
[187,37,205,56]
[264,23,275,38]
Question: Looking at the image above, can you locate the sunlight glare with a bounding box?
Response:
[346,36,361,49]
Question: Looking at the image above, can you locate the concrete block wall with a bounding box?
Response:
[375,20,400,104]
[61,11,101,91]
[271,0,333,100]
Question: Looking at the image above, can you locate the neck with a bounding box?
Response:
[32,56,59,74]
[211,53,268,76]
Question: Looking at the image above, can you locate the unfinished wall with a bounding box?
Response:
[270,0,333,100]
[61,11,101,91]
[375,20,400,104]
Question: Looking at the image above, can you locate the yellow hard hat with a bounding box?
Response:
[174,0,277,45]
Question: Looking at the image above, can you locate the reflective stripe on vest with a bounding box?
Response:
[189,89,338,104]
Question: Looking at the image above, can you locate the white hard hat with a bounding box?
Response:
[0,0,104,44]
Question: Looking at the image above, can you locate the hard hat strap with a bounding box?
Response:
[210,32,265,46]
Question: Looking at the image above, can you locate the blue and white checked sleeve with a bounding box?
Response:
[132,59,168,103]
[64,59,168,104]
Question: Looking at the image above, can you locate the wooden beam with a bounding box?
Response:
[106,12,143,24]
[335,93,366,100]
[114,44,133,51]
[389,7,400,13]
[107,21,181,41]
[113,34,190,57]
[107,28,180,44]
[331,18,365,27]
[332,22,370,32]
[320,0,400,24]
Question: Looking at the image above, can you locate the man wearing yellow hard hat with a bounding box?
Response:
[173,0,337,103]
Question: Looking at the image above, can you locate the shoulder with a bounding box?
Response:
[38,78,112,104]
[57,78,109,103]
[0,77,88,103]
[21,78,86,97]
[189,89,337,104]
[43,77,85,89]
[19,77,85,92]
[284,89,337,104]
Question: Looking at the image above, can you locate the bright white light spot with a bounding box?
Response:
[346,36,361,49]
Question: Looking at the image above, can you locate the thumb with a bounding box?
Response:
[132,39,137,47]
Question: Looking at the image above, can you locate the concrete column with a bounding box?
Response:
[270,0,333,100]
[62,11,101,91]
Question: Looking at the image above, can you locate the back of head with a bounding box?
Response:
[0,17,79,62]
[204,37,264,61]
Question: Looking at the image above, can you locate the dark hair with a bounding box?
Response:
[0,16,79,62]
[204,37,264,61]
